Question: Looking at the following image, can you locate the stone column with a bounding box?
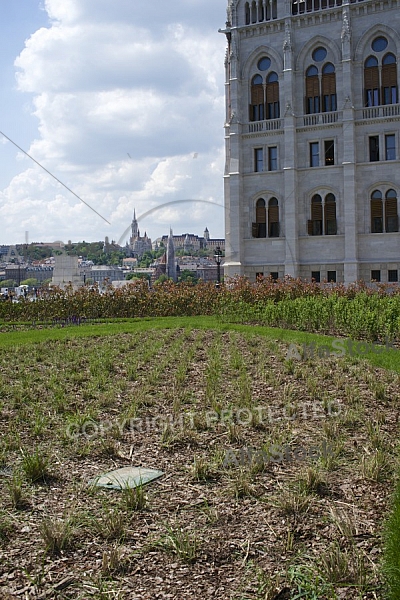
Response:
[341,2,358,283]
[283,19,299,278]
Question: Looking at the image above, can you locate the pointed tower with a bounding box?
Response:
[131,209,139,239]
[166,228,177,282]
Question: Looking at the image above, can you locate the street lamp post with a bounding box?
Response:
[214,246,222,288]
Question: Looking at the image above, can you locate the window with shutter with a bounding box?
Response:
[385,191,398,232]
[311,195,323,235]
[371,192,383,233]
[325,195,337,235]
[268,198,279,237]
[251,76,264,121]
[322,65,336,112]
[365,57,380,106]
[306,66,320,114]
[382,60,397,105]
[255,199,266,238]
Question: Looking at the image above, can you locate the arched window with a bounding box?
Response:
[322,63,337,112]
[386,189,398,232]
[306,66,319,114]
[266,72,280,119]
[308,193,337,235]
[371,190,383,233]
[325,193,337,235]
[251,1,257,23]
[250,66,280,122]
[309,194,323,235]
[245,2,250,24]
[252,197,280,238]
[257,0,264,21]
[365,56,380,106]
[268,198,280,237]
[306,61,337,114]
[250,75,264,121]
[382,54,398,105]
[246,0,277,22]
[365,52,398,107]
[253,199,266,238]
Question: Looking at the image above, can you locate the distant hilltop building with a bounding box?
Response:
[128,209,152,258]
[160,227,225,252]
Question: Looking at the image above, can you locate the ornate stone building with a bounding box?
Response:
[129,210,152,258]
[222,0,400,283]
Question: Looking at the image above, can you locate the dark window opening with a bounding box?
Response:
[268,146,278,171]
[369,136,379,162]
[371,270,381,282]
[310,142,319,167]
[324,140,334,165]
[311,271,321,283]
[388,270,398,282]
[255,148,263,172]
[385,135,396,160]
[327,271,336,283]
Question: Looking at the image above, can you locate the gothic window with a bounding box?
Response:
[306,60,337,114]
[371,190,383,233]
[364,56,379,106]
[245,2,250,24]
[322,63,337,112]
[268,198,280,237]
[253,199,266,238]
[250,75,264,121]
[250,63,280,122]
[308,193,337,235]
[309,194,323,235]
[386,189,399,233]
[364,48,398,107]
[252,197,280,238]
[306,66,320,114]
[266,72,280,119]
[324,194,337,235]
[382,53,398,105]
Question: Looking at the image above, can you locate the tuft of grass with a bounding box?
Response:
[121,481,147,511]
[20,448,49,483]
[0,510,14,544]
[94,508,128,541]
[7,473,27,509]
[156,524,199,563]
[191,456,213,481]
[271,484,311,516]
[361,449,391,482]
[40,516,74,555]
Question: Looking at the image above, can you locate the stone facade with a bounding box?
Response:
[222,0,400,283]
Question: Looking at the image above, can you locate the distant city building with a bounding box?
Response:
[88,266,126,285]
[128,209,152,258]
[159,227,225,252]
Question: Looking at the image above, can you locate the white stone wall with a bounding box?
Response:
[223,0,400,283]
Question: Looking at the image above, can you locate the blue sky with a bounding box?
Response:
[0,1,49,186]
[0,0,227,245]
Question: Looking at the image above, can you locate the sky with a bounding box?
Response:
[0,0,227,246]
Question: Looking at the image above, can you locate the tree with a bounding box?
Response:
[178,270,199,284]
[0,279,17,288]
[20,278,38,286]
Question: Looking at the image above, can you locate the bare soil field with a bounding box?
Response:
[0,327,399,599]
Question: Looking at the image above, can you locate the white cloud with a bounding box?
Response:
[1,0,227,244]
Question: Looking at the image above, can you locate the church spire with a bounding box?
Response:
[131,208,139,238]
